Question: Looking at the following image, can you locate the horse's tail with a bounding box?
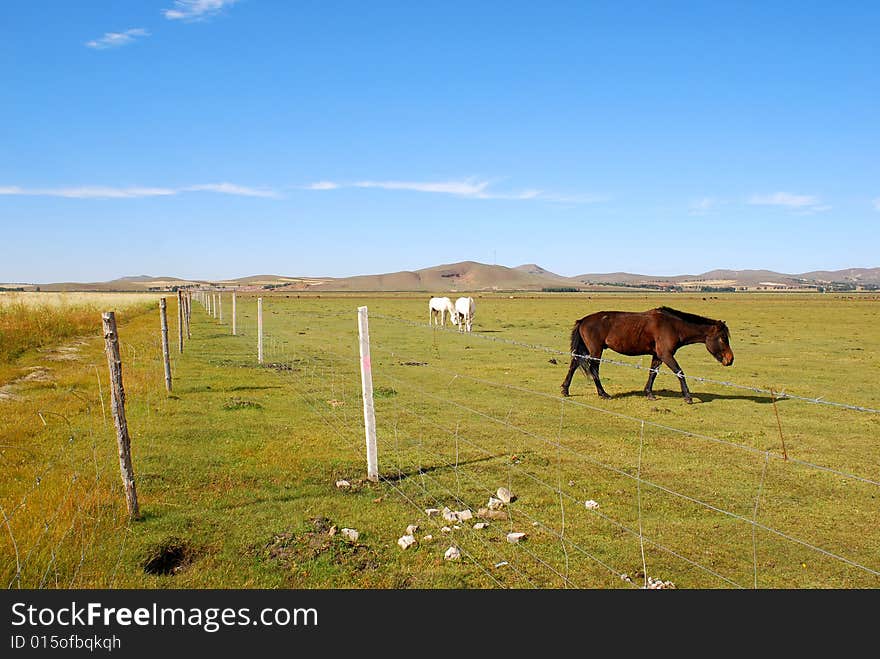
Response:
[570,320,590,372]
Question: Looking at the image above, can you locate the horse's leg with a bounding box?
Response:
[587,350,611,399]
[561,356,582,396]
[644,356,662,400]
[660,353,693,403]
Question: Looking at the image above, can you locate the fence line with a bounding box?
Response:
[262,337,773,587]
[373,367,880,580]
[370,312,880,414]
[365,339,880,488]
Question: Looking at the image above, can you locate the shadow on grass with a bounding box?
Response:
[381,453,508,483]
[598,389,777,405]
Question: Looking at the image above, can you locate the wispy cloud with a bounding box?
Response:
[0,183,278,200]
[183,183,279,198]
[353,179,491,197]
[873,198,880,211]
[748,191,830,213]
[163,0,239,21]
[85,28,150,50]
[689,197,719,215]
[303,179,604,203]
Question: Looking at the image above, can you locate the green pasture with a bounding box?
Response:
[1,291,878,589]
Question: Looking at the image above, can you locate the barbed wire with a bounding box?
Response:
[380,377,746,587]
[374,367,880,580]
[367,340,880,488]
[369,312,880,414]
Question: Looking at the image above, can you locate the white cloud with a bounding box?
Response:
[0,183,278,199]
[304,179,603,203]
[689,197,718,215]
[85,28,150,50]
[353,179,491,197]
[163,0,238,20]
[184,183,279,198]
[748,191,830,214]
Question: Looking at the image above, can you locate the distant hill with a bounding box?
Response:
[6,263,879,293]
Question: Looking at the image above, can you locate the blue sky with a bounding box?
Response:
[1,1,878,283]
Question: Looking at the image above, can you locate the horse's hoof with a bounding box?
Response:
[560,388,570,397]
[598,393,612,400]
[645,393,657,401]
[684,397,694,405]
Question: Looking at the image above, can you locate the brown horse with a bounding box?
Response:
[560,306,734,404]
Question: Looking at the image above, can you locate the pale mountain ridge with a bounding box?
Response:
[10,262,880,292]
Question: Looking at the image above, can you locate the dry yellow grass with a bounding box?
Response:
[0,291,162,309]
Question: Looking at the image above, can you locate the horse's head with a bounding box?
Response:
[706,321,734,366]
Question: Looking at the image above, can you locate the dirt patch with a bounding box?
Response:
[143,538,197,576]
[42,343,84,361]
[0,386,20,401]
[20,366,53,382]
[262,517,379,572]
[0,366,54,401]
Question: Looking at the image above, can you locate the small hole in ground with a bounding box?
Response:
[143,538,194,576]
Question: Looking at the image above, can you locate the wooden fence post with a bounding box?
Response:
[102,312,141,520]
[232,292,237,336]
[177,290,184,353]
[159,298,172,392]
[257,297,263,364]
[358,306,379,482]
[218,293,223,323]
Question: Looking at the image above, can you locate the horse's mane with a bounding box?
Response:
[655,306,724,328]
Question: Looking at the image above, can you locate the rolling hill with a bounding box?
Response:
[4,263,878,293]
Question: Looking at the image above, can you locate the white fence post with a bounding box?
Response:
[257,297,263,364]
[358,306,379,482]
[232,292,237,336]
[218,292,223,323]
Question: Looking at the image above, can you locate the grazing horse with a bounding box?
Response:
[429,296,456,326]
[560,307,734,404]
[453,296,475,332]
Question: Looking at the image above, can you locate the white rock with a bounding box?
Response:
[444,546,461,561]
[453,525,461,530]
[335,479,351,490]
[494,561,508,568]
[496,487,513,503]
[473,522,488,530]
[456,509,473,521]
[422,535,433,542]
[441,526,452,533]
[487,497,505,510]
[442,507,459,522]
[405,524,419,535]
[584,499,599,510]
[340,528,359,542]
[425,508,440,517]
[506,532,527,543]
[397,535,416,550]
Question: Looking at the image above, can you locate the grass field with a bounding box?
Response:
[1,291,878,589]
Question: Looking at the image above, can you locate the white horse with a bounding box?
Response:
[429,296,456,326]
[453,296,475,332]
